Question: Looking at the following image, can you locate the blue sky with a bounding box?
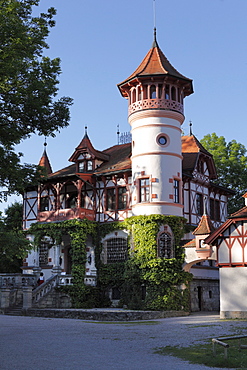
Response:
[2,0,247,211]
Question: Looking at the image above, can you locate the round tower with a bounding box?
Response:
[118,30,193,217]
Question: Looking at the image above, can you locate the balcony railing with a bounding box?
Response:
[38,207,95,222]
[129,98,184,115]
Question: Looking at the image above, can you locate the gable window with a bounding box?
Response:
[158,232,173,258]
[118,187,127,210]
[210,198,220,221]
[139,178,150,202]
[106,237,127,263]
[107,188,116,211]
[196,193,203,216]
[197,160,204,174]
[78,160,93,172]
[106,187,128,211]
[174,180,180,203]
[40,196,49,212]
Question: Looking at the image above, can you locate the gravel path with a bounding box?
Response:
[0,312,246,369]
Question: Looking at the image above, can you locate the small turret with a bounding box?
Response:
[38,141,52,174]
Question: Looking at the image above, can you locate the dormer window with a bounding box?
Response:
[77,152,94,172]
[78,162,85,172]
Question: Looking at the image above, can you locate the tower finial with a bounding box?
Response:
[152,1,158,47]
[189,121,193,136]
[85,125,88,135]
[117,124,120,145]
[44,137,47,148]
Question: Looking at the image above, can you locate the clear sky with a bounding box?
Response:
[2,0,247,211]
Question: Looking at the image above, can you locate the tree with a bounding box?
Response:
[200,133,247,214]
[0,0,73,200]
[0,202,31,272]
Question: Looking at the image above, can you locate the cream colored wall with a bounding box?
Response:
[220,267,247,312]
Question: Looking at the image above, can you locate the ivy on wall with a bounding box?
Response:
[29,214,192,311]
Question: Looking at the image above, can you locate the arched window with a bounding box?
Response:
[137,86,142,101]
[150,85,156,99]
[165,84,170,99]
[143,85,147,99]
[132,88,136,103]
[158,232,173,258]
[105,237,127,263]
[171,86,176,101]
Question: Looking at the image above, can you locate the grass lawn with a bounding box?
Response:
[155,337,247,369]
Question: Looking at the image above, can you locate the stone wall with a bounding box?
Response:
[190,278,219,312]
[25,308,189,321]
[33,290,72,309]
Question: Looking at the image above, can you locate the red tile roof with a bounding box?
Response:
[118,38,193,98]
[38,149,52,174]
[192,214,216,235]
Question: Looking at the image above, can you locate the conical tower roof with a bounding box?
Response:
[118,29,193,97]
[38,148,52,174]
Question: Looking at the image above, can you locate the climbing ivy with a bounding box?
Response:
[29,214,192,311]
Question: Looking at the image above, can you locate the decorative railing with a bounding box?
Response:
[38,207,95,222]
[0,273,36,288]
[58,274,73,286]
[32,275,58,304]
[129,98,184,115]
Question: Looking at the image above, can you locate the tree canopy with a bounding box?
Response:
[0,202,31,272]
[0,0,73,200]
[200,133,247,214]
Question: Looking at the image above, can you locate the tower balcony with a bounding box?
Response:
[128,98,184,116]
[38,207,95,223]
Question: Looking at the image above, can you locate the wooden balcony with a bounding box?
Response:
[38,207,95,223]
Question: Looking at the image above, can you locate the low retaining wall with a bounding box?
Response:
[25,308,189,321]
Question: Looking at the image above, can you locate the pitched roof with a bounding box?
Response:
[94,143,131,175]
[182,135,217,179]
[118,35,193,97]
[192,214,216,235]
[69,133,109,162]
[205,206,247,245]
[38,149,52,174]
[182,135,212,156]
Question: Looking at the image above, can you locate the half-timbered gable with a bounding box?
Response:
[182,135,230,228]
[204,200,247,318]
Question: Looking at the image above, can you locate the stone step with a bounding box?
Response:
[5,304,23,316]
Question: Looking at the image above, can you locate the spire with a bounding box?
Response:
[152,27,158,48]
[38,139,52,174]
[189,121,193,136]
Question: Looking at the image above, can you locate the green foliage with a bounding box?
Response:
[0,202,31,272]
[0,0,73,200]
[201,133,247,213]
[96,215,192,311]
[30,215,192,310]
[30,219,97,307]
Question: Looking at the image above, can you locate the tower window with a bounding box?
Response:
[165,84,170,99]
[171,86,176,101]
[158,232,173,258]
[137,86,142,101]
[174,180,180,203]
[150,85,156,99]
[139,178,150,202]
